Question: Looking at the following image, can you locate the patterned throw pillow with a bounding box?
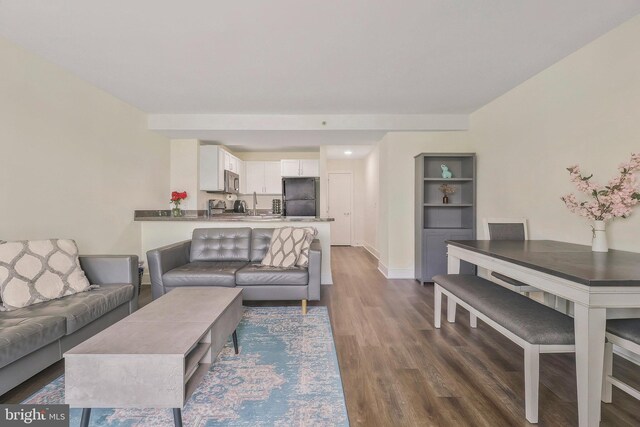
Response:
[0,239,93,311]
[295,227,318,267]
[262,227,311,268]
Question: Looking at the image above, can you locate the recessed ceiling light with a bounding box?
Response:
[344,150,352,155]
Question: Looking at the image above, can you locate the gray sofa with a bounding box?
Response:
[0,255,139,396]
[147,228,321,313]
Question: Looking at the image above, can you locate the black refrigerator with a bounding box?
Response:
[282,177,320,217]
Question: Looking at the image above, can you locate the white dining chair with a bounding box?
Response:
[482,218,571,313]
[482,218,538,296]
[602,319,640,405]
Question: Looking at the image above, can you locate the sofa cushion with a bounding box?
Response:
[250,228,274,262]
[0,315,66,368]
[0,284,133,334]
[0,239,93,311]
[236,264,308,286]
[190,228,251,262]
[163,262,247,288]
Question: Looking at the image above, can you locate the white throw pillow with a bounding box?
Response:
[295,227,318,267]
[0,239,93,310]
[262,227,310,268]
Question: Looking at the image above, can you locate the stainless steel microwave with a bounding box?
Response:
[224,170,240,194]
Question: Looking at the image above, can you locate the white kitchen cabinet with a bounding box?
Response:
[199,146,225,191]
[264,161,282,193]
[280,159,301,177]
[280,159,319,177]
[223,151,240,173]
[245,161,282,194]
[300,159,319,177]
[244,161,265,194]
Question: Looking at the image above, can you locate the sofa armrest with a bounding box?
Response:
[79,255,139,311]
[147,240,191,300]
[307,239,322,301]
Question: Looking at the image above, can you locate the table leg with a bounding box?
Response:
[573,304,606,427]
[446,250,461,323]
[232,330,239,355]
[173,408,183,427]
[80,408,91,427]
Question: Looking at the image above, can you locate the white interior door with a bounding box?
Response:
[328,172,352,246]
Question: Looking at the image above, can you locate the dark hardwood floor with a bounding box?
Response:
[3,246,640,426]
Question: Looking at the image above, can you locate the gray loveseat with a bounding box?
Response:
[0,255,139,396]
[147,228,321,313]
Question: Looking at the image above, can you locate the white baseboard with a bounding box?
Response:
[360,243,379,260]
[377,261,414,279]
[377,261,388,277]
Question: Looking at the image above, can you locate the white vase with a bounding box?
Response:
[592,220,609,252]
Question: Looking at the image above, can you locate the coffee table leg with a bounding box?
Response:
[173,408,183,427]
[80,408,91,427]
[232,330,239,354]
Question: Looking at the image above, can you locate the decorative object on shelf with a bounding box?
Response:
[170,191,188,217]
[439,184,456,204]
[441,164,453,179]
[561,153,640,252]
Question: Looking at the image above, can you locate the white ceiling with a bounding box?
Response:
[2,1,639,117]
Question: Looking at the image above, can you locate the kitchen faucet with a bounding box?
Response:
[252,191,257,216]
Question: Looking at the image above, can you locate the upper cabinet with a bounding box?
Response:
[200,146,244,192]
[280,159,319,177]
[244,161,282,194]
[199,146,225,192]
[223,151,241,174]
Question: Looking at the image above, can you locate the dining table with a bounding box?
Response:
[446,239,640,427]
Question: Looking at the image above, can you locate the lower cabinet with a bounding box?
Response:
[420,229,475,283]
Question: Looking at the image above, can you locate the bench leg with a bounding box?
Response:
[446,296,457,323]
[524,345,540,424]
[602,341,613,403]
[434,284,442,328]
[470,312,477,328]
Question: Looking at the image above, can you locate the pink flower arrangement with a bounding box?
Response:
[561,153,640,221]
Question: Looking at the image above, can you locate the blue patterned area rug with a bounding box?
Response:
[24,307,349,426]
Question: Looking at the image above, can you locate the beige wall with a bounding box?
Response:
[378,14,640,277]
[377,132,473,277]
[471,14,640,251]
[0,37,170,256]
[169,139,200,210]
[326,159,366,245]
[363,145,380,257]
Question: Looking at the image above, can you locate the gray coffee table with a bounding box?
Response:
[64,287,243,427]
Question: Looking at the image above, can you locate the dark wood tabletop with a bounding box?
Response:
[447,240,640,287]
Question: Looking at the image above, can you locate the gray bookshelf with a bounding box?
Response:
[414,153,476,283]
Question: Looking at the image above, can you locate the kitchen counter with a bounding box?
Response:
[134,210,334,222]
[135,210,334,284]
